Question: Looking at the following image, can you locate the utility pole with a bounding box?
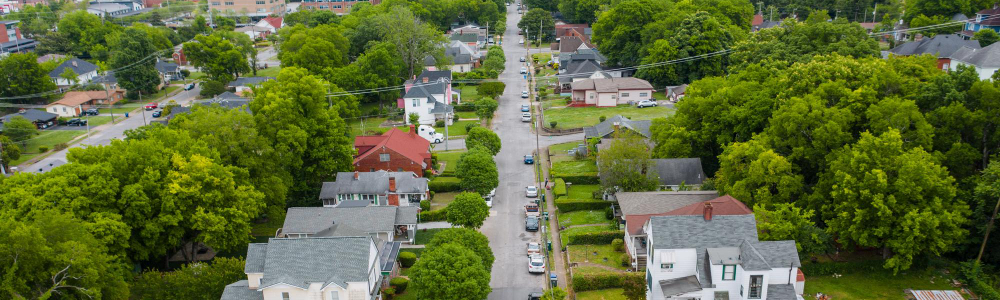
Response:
[835,9,840,20]
[873,3,878,23]
[864,8,868,22]
[103,71,116,125]
[978,196,1000,263]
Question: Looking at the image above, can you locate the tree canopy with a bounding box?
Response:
[456,147,499,195]
[446,192,490,229]
[0,53,57,101]
[465,127,502,156]
[426,228,495,272]
[596,131,659,192]
[410,243,491,300]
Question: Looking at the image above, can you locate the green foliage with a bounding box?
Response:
[2,116,38,144]
[714,138,804,208]
[550,121,557,128]
[198,80,226,98]
[540,287,568,300]
[800,260,886,276]
[591,0,671,67]
[636,11,733,86]
[110,27,161,95]
[426,228,494,271]
[409,113,420,125]
[622,272,646,300]
[482,46,506,73]
[559,0,608,24]
[329,42,405,106]
[279,24,349,76]
[456,147,499,195]
[446,192,490,229]
[596,131,659,192]
[54,10,121,59]
[518,8,556,42]
[131,257,246,300]
[974,29,1000,47]
[475,98,499,120]
[0,53,57,101]
[729,19,879,72]
[958,261,1000,300]
[419,207,449,222]
[970,160,1000,265]
[466,127,501,156]
[567,230,622,245]
[753,203,831,255]
[572,272,644,292]
[410,243,491,300]
[183,33,252,83]
[59,67,79,85]
[477,82,506,99]
[908,14,962,37]
[377,6,448,77]
[37,146,48,153]
[553,178,567,196]
[429,176,462,192]
[390,277,410,293]
[611,238,624,251]
[398,252,418,268]
[0,136,22,166]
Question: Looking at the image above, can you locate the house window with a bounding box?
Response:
[640,92,648,97]
[380,153,390,162]
[722,265,736,280]
[589,94,594,99]
[748,275,763,299]
[330,291,339,299]
[211,1,220,5]
[256,0,264,3]
[412,99,419,107]
[258,8,265,12]
[611,94,617,99]
[225,1,233,4]
[282,292,290,300]
[659,251,675,272]
[661,263,673,271]
[621,92,629,97]
[319,5,327,8]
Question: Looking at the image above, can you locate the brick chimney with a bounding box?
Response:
[422,77,429,83]
[703,202,714,221]
[410,124,416,136]
[389,177,396,192]
[353,171,359,180]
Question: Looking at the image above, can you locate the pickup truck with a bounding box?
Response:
[525,203,540,218]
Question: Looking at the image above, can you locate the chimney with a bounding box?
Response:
[422,77,429,83]
[72,60,78,67]
[389,177,397,192]
[410,124,417,136]
[703,203,714,221]
[612,122,620,132]
[354,171,359,180]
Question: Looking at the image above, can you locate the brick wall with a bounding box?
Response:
[354,147,427,177]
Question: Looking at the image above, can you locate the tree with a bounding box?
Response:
[466,127,501,155]
[596,131,659,192]
[621,274,646,300]
[714,138,803,208]
[456,147,499,196]
[278,24,350,76]
[130,257,246,300]
[753,203,831,255]
[477,82,506,99]
[378,6,447,78]
[183,33,251,83]
[523,0,557,12]
[970,160,1000,265]
[409,112,420,125]
[55,10,120,57]
[592,0,670,66]
[328,42,404,107]
[905,0,970,23]
[540,287,568,300]
[475,98,499,121]
[560,0,607,24]
[973,29,999,47]
[0,135,22,169]
[864,97,935,150]
[249,67,356,203]
[410,243,491,300]
[2,116,38,145]
[0,209,129,299]
[59,67,79,85]
[816,130,968,272]
[192,15,211,34]
[425,228,495,271]
[0,53,57,101]
[446,192,490,229]
[518,8,556,43]
[109,27,162,95]
[637,12,733,86]
[908,14,960,37]
[728,19,879,72]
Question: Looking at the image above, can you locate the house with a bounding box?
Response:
[0,20,36,54]
[554,23,591,41]
[888,34,981,70]
[172,44,188,66]
[319,171,429,207]
[236,26,272,40]
[558,60,609,93]
[444,48,474,73]
[227,76,275,94]
[219,236,385,300]
[36,54,66,64]
[0,109,58,130]
[86,2,136,17]
[961,3,1000,38]
[48,57,99,86]
[665,84,687,102]
[554,36,592,54]
[653,158,706,190]
[255,16,283,33]
[399,70,455,125]
[570,77,655,107]
[154,60,182,81]
[92,72,119,90]
[645,212,803,300]
[450,32,480,49]
[950,41,1000,80]
[450,24,487,40]
[45,90,124,117]
[583,115,652,141]
[164,92,250,122]
[354,126,432,176]
[279,205,418,244]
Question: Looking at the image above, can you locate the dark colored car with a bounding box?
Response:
[525,216,539,232]
[152,111,162,118]
[184,83,196,90]
[83,108,100,116]
[524,155,534,164]
[66,118,87,126]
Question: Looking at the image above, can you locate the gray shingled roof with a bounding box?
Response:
[583,115,652,140]
[616,191,719,216]
[739,240,771,271]
[404,80,448,100]
[154,61,179,74]
[559,60,604,84]
[245,243,267,273]
[889,34,980,58]
[424,55,437,66]
[766,284,799,300]
[219,280,264,300]
[48,57,98,78]
[258,237,373,289]
[451,33,478,43]
[430,101,454,114]
[320,171,428,198]
[282,206,418,235]
[751,240,801,268]
[1,109,58,124]
[654,158,706,186]
[953,42,1000,68]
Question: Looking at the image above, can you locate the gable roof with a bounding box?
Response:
[559,60,604,84]
[583,115,652,140]
[451,32,478,43]
[653,158,706,186]
[664,195,753,216]
[257,237,374,289]
[245,243,267,273]
[571,77,654,92]
[154,61,179,74]
[416,70,452,83]
[1,109,58,123]
[48,57,98,78]
[976,4,1000,26]
[619,191,719,235]
[424,55,437,66]
[320,171,429,198]
[282,206,419,235]
[49,91,116,107]
[261,16,283,29]
[953,41,1000,68]
[558,36,591,53]
[889,34,980,58]
[219,280,264,300]
[354,127,431,167]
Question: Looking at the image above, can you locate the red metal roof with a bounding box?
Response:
[262,16,283,29]
[624,195,753,235]
[353,127,431,166]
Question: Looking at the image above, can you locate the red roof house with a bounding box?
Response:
[354,126,432,177]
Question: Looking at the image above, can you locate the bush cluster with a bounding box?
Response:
[959,261,1000,300]
[428,177,461,192]
[567,231,622,245]
[398,252,417,268]
[555,198,610,212]
[571,272,644,292]
[550,175,600,185]
[552,178,567,196]
[799,260,884,276]
[418,208,448,222]
[390,277,410,293]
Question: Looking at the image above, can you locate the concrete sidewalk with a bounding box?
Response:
[540,147,569,292]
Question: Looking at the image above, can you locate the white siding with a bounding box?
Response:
[247,273,263,289]
[597,92,616,107]
[617,89,654,103]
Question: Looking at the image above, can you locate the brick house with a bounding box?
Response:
[354,126,432,176]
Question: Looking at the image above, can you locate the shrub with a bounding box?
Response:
[456,101,477,112]
[419,208,448,222]
[452,113,460,122]
[54,143,68,151]
[398,252,418,268]
[552,178,567,196]
[620,255,631,267]
[611,239,624,252]
[423,169,433,178]
[550,121,557,128]
[428,177,461,192]
[572,273,644,292]
[435,120,446,127]
[959,261,1000,300]
[37,146,49,153]
[551,175,600,185]
[428,191,435,200]
[465,122,479,133]
[599,115,606,122]
[567,230,622,245]
[180,69,191,77]
[605,207,614,220]
[555,198,610,212]
[799,260,884,276]
[420,200,431,211]
[383,287,396,299]
[390,277,410,293]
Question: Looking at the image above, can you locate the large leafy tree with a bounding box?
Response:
[446,192,490,229]
[278,24,350,76]
[0,53,57,101]
[592,0,672,67]
[728,19,879,72]
[477,82,506,99]
[109,27,162,96]
[425,228,495,272]
[249,67,357,203]
[410,243,491,300]
[559,0,608,24]
[714,138,804,208]
[764,94,855,179]
[456,146,499,196]
[182,33,251,84]
[465,127,501,156]
[523,0,558,11]
[517,8,556,43]
[973,29,999,47]
[130,257,246,300]
[753,203,831,255]
[475,98,499,121]
[637,12,733,86]
[378,6,446,78]
[815,130,968,272]
[968,160,1000,265]
[2,116,38,145]
[54,10,121,57]
[596,131,659,192]
[0,135,21,170]
[328,42,404,108]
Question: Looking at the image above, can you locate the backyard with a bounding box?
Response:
[576,288,627,300]
[803,262,961,299]
[430,192,457,210]
[551,159,598,178]
[414,228,446,245]
[433,150,465,175]
[10,130,86,165]
[568,244,628,272]
[255,66,281,77]
[543,105,674,129]
[560,225,616,246]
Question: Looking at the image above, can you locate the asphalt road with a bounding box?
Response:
[23,85,202,173]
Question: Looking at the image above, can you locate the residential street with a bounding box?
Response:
[22,85,202,173]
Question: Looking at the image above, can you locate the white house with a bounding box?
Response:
[645,212,804,300]
[400,70,456,125]
[278,205,418,244]
[950,42,1000,81]
[219,236,384,300]
[48,58,99,86]
[570,77,655,107]
[318,171,429,207]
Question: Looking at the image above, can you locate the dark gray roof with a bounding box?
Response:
[416,70,452,84]
[337,200,371,208]
[451,53,472,64]
[320,171,428,197]
[424,55,437,66]
[404,81,448,101]
[245,243,267,273]
[1,109,58,123]
[616,191,719,216]
[258,237,373,289]
[754,20,782,31]
[0,38,37,53]
[952,13,969,21]
[451,33,478,43]
[953,42,1000,68]
[48,58,98,78]
[227,77,275,88]
[559,60,604,84]
[430,101,454,114]
[659,275,702,298]
[380,241,401,272]
[583,115,652,140]
[766,284,799,300]
[219,280,264,300]
[738,240,771,271]
[750,240,801,268]
[154,61,179,74]
[282,206,418,235]
[92,71,118,84]
[889,34,980,58]
[653,158,706,186]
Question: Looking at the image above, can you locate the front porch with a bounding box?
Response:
[394,224,416,243]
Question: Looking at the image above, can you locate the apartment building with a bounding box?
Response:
[209,0,284,17]
[299,0,380,15]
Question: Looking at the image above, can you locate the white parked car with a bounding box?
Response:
[527,242,541,256]
[520,56,526,62]
[521,112,532,122]
[519,38,524,44]
[485,188,495,207]
[636,99,658,108]
[520,67,527,74]
[528,255,546,273]
[521,91,529,98]
[526,186,538,197]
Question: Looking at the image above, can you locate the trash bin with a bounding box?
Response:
[543,212,549,220]
[542,194,546,202]
[534,199,540,205]
[125,113,129,118]
[547,241,552,251]
[549,274,557,287]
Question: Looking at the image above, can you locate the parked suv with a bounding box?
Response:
[525,216,539,232]
[82,108,100,116]
[637,99,658,108]
[66,118,87,126]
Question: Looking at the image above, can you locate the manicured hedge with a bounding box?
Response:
[397,252,417,268]
[428,176,461,192]
[553,178,567,197]
[419,208,448,222]
[572,272,644,292]
[390,277,410,293]
[553,175,600,185]
[567,230,622,245]
[555,198,610,212]
[960,261,1000,300]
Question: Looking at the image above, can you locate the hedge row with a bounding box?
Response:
[555,198,610,212]
[572,272,644,292]
[429,176,461,192]
[553,178,567,197]
[552,175,600,185]
[799,260,884,276]
[960,261,1000,300]
[419,208,448,222]
[567,230,622,245]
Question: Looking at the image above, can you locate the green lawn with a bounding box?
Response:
[434,120,477,136]
[188,71,207,80]
[550,141,583,154]
[558,210,608,227]
[143,85,181,101]
[567,184,601,199]
[250,213,285,237]
[10,130,86,164]
[804,264,959,299]
[434,150,466,175]
[85,116,113,127]
[99,106,137,115]
[544,105,674,129]
[568,244,627,271]
[459,85,479,102]
[576,288,627,300]
[572,266,621,276]
[652,91,667,101]
[431,192,458,210]
[255,66,281,77]
[395,290,417,300]
[560,225,616,245]
[414,228,447,245]
[456,111,479,119]
[552,159,598,177]
[347,117,390,136]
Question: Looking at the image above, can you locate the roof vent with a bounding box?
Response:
[71,60,78,67]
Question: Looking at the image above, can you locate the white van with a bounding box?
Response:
[417,125,444,144]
